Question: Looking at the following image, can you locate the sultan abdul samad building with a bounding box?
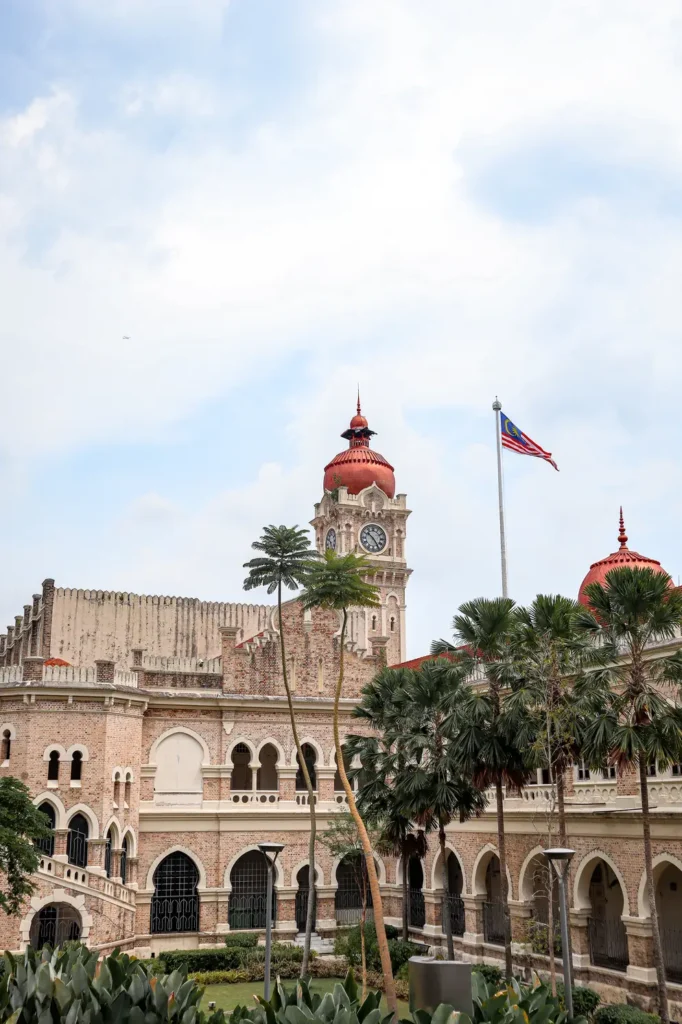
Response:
[1,402,682,1014]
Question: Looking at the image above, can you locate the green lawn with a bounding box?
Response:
[202,978,410,1018]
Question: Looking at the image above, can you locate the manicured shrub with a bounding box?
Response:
[191,969,251,984]
[472,963,503,987]
[339,922,414,973]
[557,984,601,1019]
[386,939,420,973]
[223,934,259,949]
[159,948,244,972]
[594,1005,660,1024]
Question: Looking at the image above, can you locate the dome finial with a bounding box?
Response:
[618,506,628,549]
[357,387,361,416]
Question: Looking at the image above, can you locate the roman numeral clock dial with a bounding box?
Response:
[360,524,387,553]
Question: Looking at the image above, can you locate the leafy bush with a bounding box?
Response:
[525,919,562,956]
[191,970,251,985]
[556,984,600,1020]
[594,1005,660,1024]
[472,963,504,987]
[223,934,259,949]
[386,939,420,973]
[229,969,391,1024]
[159,948,244,973]
[339,923,415,973]
[0,943,229,1024]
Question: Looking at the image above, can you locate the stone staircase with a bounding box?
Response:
[294,933,335,954]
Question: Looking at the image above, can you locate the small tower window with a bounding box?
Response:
[71,751,83,782]
[389,616,395,632]
[1,729,10,763]
[371,615,377,630]
[48,750,60,782]
[124,777,131,807]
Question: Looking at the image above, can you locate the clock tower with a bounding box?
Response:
[311,398,411,665]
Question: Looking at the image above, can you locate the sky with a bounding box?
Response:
[2,0,682,658]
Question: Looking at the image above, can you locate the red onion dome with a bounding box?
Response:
[323,397,396,499]
[578,508,672,606]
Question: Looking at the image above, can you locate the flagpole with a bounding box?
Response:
[492,397,509,598]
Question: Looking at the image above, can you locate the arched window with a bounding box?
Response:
[36,802,55,857]
[151,852,199,933]
[71,751,83,782]
[371,615,377,630]
[229,850,274,929]
[588,860,628,971]
[483,856,504,946]
[389,616,395,632]
[442,852,465,937]
[120,835,129,885]
[335,854,373,926]
[230,744,252,791]
[30,903,81,949]
[296,744,317,791]
[113,773,121,807]
[104,829,113,878]
[295,865,316,933]
[1,729,10,763]
[47,751,60,782]
[257,744,278,792]
[67,813,89,868]
[124,777,131,806]
[334,745,355,792]
[408,856,425,928]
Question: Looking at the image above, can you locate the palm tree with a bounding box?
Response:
[444,596,532,981]
[301,550,400,1012]
[579,566,682,1024]
[391,660,487,959]
[243,525,319,975]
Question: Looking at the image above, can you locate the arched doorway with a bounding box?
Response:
[67,814,89,868]
[441,852,465,937]
[230,743,252,792]
[30,903,81,948]
[228,850,275,929]
[335,854,373,926]
[104,828,114,878]
[296,744,317,791]
[655,862,682,982]
[408,857,425,929]
[257,744,279,794]
[483,855,504,946]
[120,835,129,885]
[295,865,317,933]
[525,854,560,956]
[36,802,55,857]
[588,860,628,971]
[151,852,199,933]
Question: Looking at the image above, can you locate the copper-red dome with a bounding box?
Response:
[323,399,396,498]
[578,509,672,606]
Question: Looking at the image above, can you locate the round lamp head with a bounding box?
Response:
[258,842,284,858]
[544,847,575,878]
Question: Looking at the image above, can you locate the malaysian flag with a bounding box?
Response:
[500,411,558,471]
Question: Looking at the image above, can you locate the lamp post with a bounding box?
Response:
[259,842,284,1000]
[543,848,575,1020]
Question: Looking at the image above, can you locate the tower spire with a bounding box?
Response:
[618,506,628,549]
[357,387,361,416]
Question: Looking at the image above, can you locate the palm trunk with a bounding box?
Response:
[639,758,669,1024]
[495,779,513,982]
[334,608,398,1017]
[547,874,557,996]
[439,825,454,960]
[402,843,409,941]
[361,870,368,1000]
[277,582,317,977]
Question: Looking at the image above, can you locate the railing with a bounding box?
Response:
[151,895,200,933]
[332,791,349,805]
[228,892,276,930]
[43,666,96,684]
[141,655,222,673]
[113,670,137,687]
[295,888,316,932]
[36,854,132,904]
[483,901,505,946]
[0,666,22,683]
[335,888,373,926]
[442,895,466,937]
[588,917,629,972]
[408,889,425,928]
[521,785,554,803]
[662,927,682,983]
[230,791,280,805]
[295,792,317,806]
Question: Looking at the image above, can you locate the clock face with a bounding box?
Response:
[325,528,337,550]
[360,523,387,553]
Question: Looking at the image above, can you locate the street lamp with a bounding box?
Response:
[259,842,284,1000]
[543,848,575,1020]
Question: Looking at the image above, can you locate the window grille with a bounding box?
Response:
[335,855,373,925]
[230,743,252,790]
[120,836,128,884]
[67,814,89,868]
[295,865,316,932]
[104,830,113,878]
[48,750,60,782]
[228,850,275,929]
[36,802,55,857]
[151,852,199,933]
[30,903,81,949]
[71,751,83,781]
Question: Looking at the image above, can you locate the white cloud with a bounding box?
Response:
[3,1,682,651]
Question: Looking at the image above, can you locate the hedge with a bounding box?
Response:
[594,1006,660,1024]
[223,934,259,949]
[556,984,601,1019]
[158,948,245,972]
[190,957,348,986]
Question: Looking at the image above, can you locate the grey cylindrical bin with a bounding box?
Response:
[408,957,473,1016]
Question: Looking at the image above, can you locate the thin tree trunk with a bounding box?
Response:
[361,870,368,1000]
[439,826,454,960]
[277,582,317,977]
[334,608,398,1017]
[555,767,574,979]
[547,875,557,996]
[639,758,669,1024]
[402,843,409,941]
[495,779,514,982]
